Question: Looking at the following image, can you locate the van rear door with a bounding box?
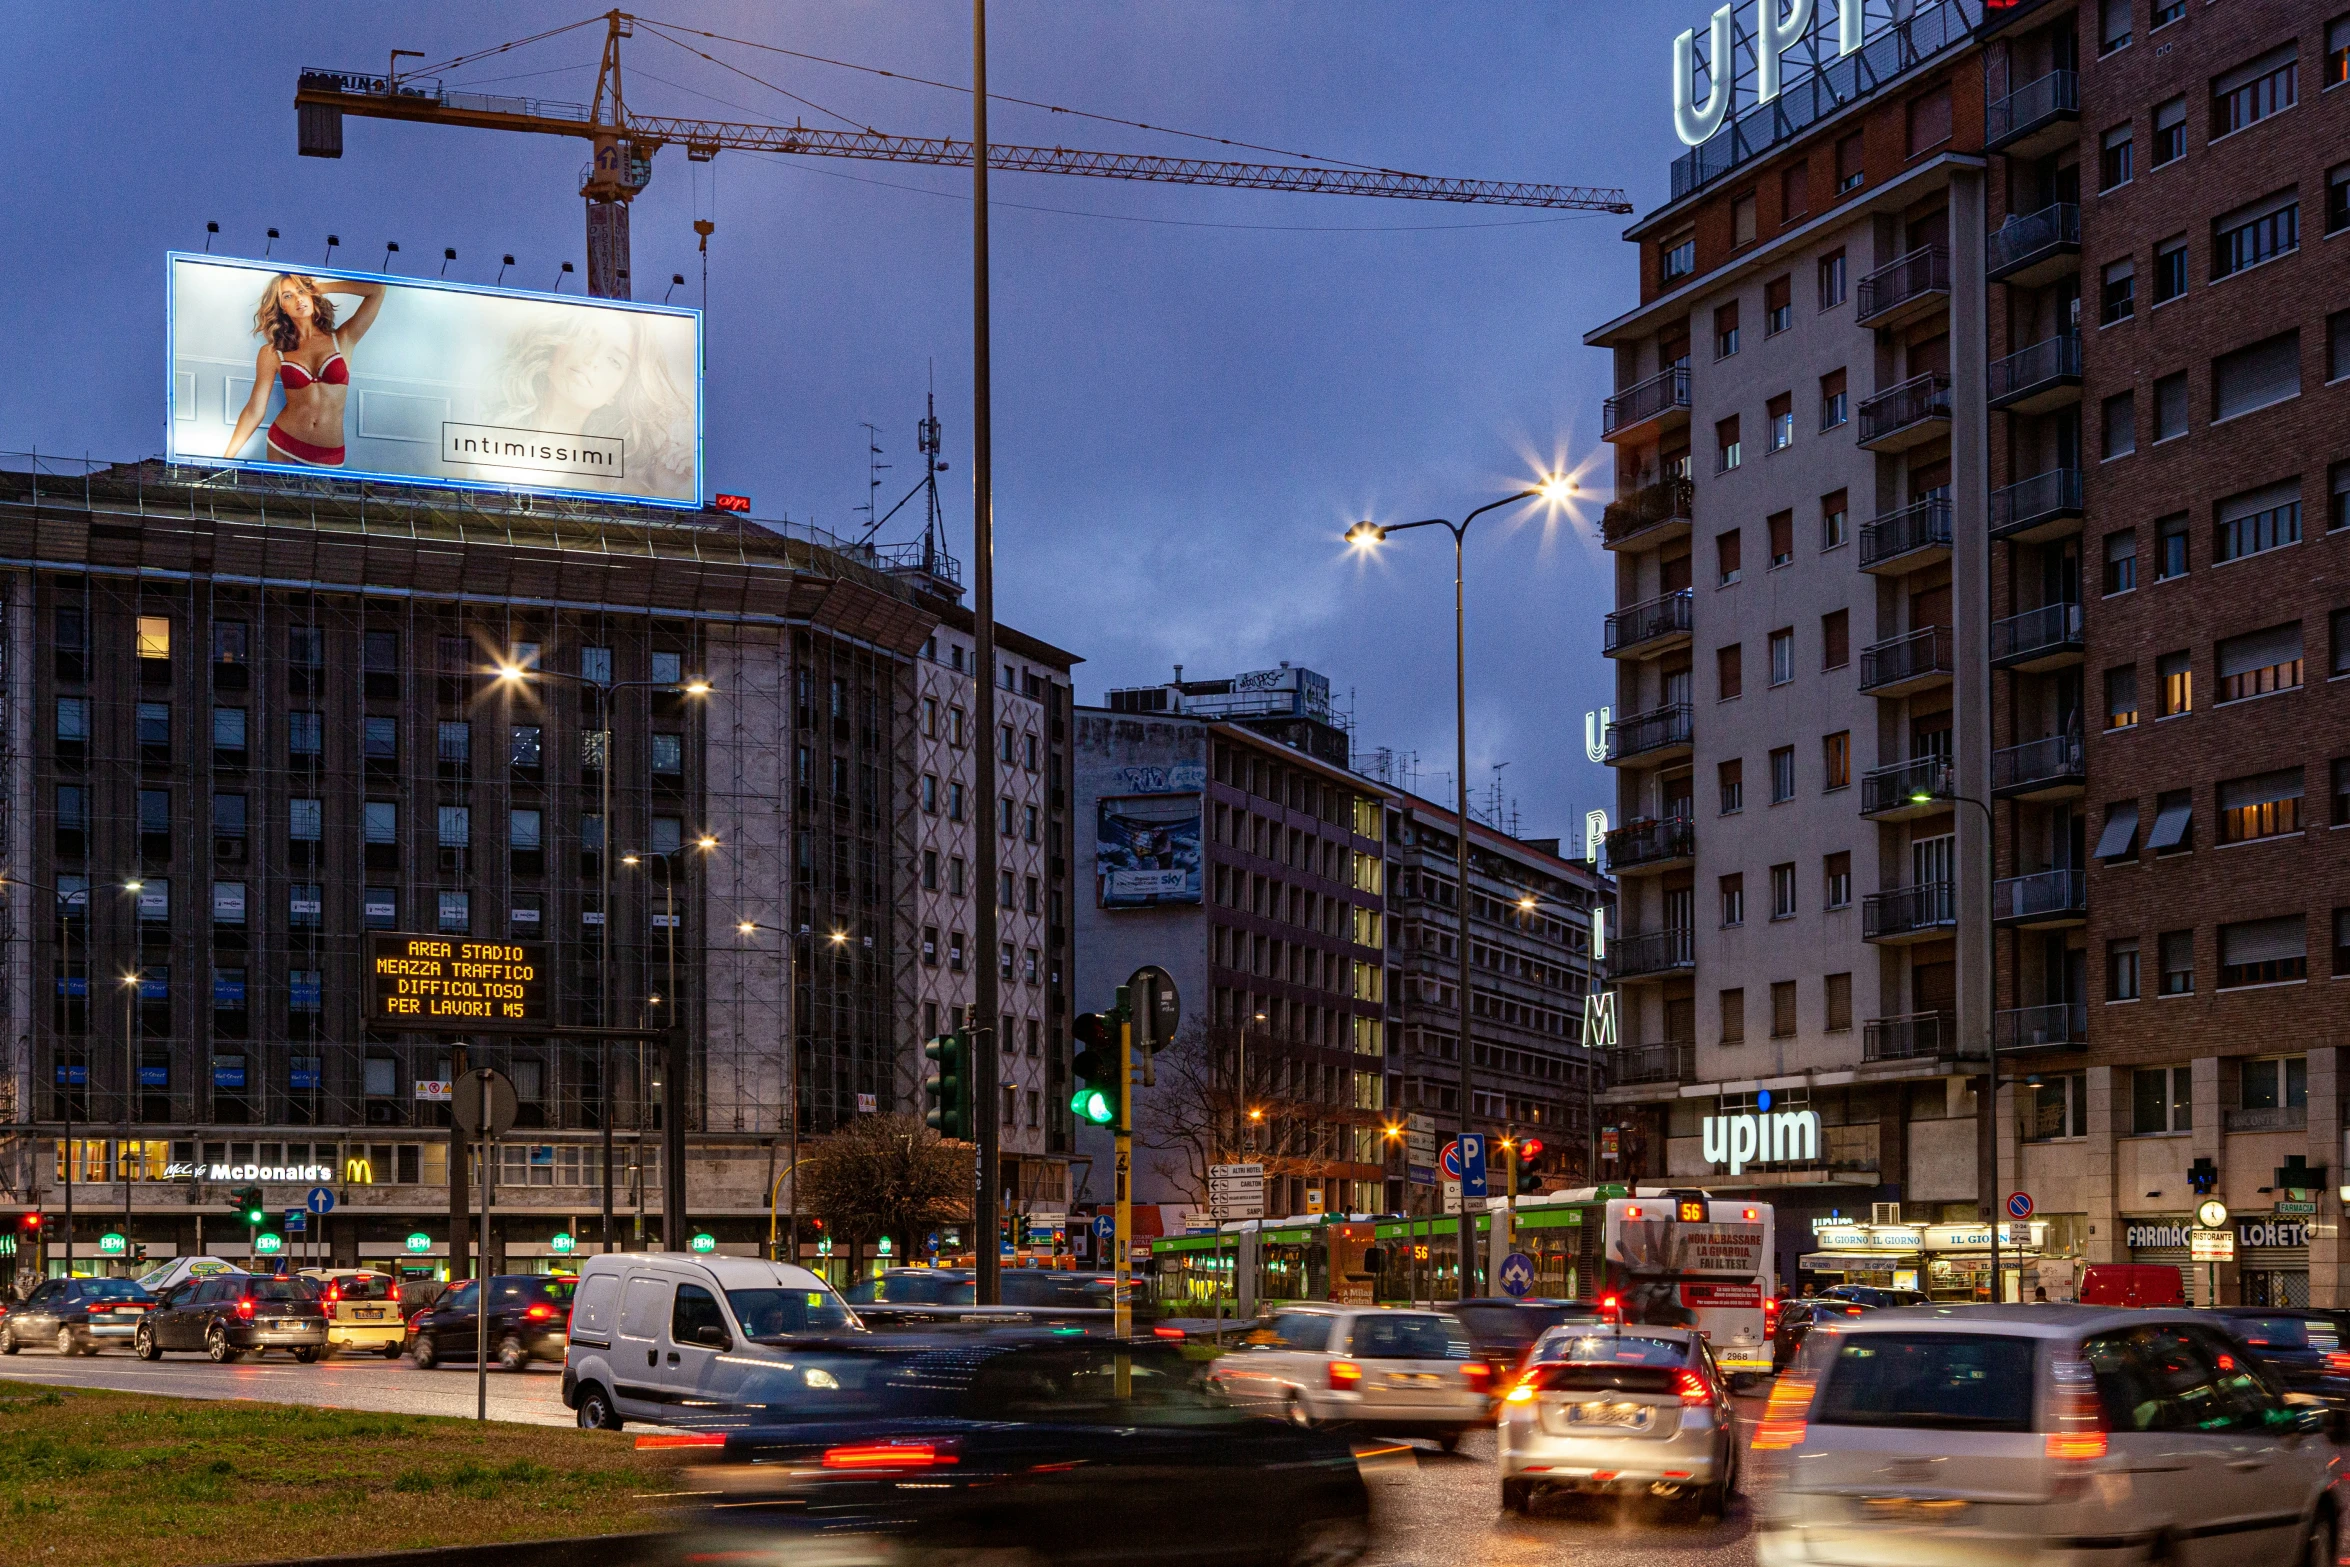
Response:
[612,1273,676,1421]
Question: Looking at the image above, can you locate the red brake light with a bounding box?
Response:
[1674,1368,1709,1405]
[2325,1353,2350,1374]
[1752,1373,1815,1450]
[1328,1360,1363,1390]
[1152,1324,1185,1340]
[1622,1206,1642,1221]
[2044,1356,2108,1461]
[635,1432,727,1450]
[325,1283,341,1302]
[525,1303,555,1320]
[235,1296,255,1318]
[1461,1361,1491,1385]
[1598,1294,1621,1321]
[822,1442,954,1470]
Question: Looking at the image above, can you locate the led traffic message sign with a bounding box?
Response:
[366,935,548,1032]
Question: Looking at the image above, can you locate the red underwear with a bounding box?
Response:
[267,425,346,466]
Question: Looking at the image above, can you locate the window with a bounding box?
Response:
[1719,988,1745,1045]
[1662,232,1695,282]
[1819,369,1848,430]
[1715,302,1741,359]
[2333,309,2350,383]
[2213,190,2299,279]
[1769,628,1795,685]
[650,733,684,776]
[2221,917,2307,988]
[289,883,321,929]
[2155,651,2192,717]
[1822,610,1849,669]
[2105,666,2140,729]
[2103,532,2138,596]
[2338,908,2350,979]
[436,805,473,850]
[213,880,245,925]
[2240,1056,2311,1117]
[651,650,684,686]
[361,800,395,845]
[288,798,322,842]
[509,724,542,771]
[1821,489,1848,550]
[2099,123,2135,190]
[2334,15,2350,88]
[136,615,170,661]
[2155,514,2189,580]
[437,890,470,936]
[2335,462,2350,532]
[651,817,683,855]
[2110,939,2143,1002]
[2152,372,2187,442]
[438,721,470,768]
[2213,329,2301,420]
[2216,621,2302,702]
[2337,608,2350,677]
[2336,758,2350,826]
[2025,1072,2089,1141]
[2100,260,2135,325]
[1905,85,1951,155]
[1718,643,1743,700]
[2153,236,2188,304]
[1781,162,1810,224]
[1823,731,1850,791]
[1732,191,1757,247]
[510,807,544,852]
[2153,96,2187,166]
[289,712,321,759]
[1770,981,1797,1037]
[1770,864,1797,920]
[2148,788,2194,854]
[2151,0,2181,27]
[1767,512,1794,569]
[2332,165,2350,235]
[2214,480,2300,562]
[1720,874,1745,927]
[1719,759,1744,814]
[1717,415,1742,472]
[136,702,169,752]
[1717,528,1743,585]
[365,888,396,930]
[2217,768,2301,842]
[1818,248,1848,307]
[2132,1066,2194,1133]
[362,716,397,763]
[2098,0,2131,54]
[1836,132,1864,193]
[947,782,965,821]
[2102,391,2136,459]
[1824,852,1851,910]
[2212,45,2297,139]
[1768,394,1794,453]
[1770,746,1795,803]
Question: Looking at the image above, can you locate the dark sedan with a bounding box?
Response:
[2206,1307,2350,1407]
[137,1275,326,1361]
[652,1336,1370,1567]
[408,1274,575,1370]
[1452,1298,1608,1386]
[3,1278,156,1355]
[847,1268,1120,1329]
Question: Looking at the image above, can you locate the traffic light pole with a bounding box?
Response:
[1114,1004,1133,1343]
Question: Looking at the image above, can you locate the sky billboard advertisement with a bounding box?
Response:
[1097,792,1204,909]
[167,253,702,507]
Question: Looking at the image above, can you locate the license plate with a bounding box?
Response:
[1387,1372,1441,1385]
[1567,1401,1654,1429]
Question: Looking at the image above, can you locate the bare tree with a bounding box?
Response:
[1135,1017,1373,1211]
[797,1113,973,1260]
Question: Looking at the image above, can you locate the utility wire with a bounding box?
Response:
[404,16,607,80]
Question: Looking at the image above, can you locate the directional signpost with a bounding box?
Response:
[1209,1163,1265,1221]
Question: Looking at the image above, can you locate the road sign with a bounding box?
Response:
[1209,1162,1266,1220]
[285,1211,307,1232]
[2196,1198,2230,1230]
[414,1080,453,1102]
[452,1068,519,1139]
[1498,1252,1535,1298]
[366,933,549,1032]
[1459,1134,1489,1198]
[1441,1141,1461,1179]
[305,1187,336,1216]
[1405,1132,1437,1163]
[2190,1229,2235,1262]
[2006,1191,2034,1221]
[1127,966,1181,1052]
[1094,1214,1115,1240]
[1443,1179,1462,1215]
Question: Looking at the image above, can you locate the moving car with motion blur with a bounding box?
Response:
[298,1268,407,1358]
[2204,1307,2350,1409]
[1204,1305,1489,1448]
[1497,1322,1741,1517]
[407,1274,575,1370]
[1753,1306,2344,1566]
[652,1335,1370,1567]
[846,1267,1121,1329]
[2,1278,156,1355]
[136,1274,327,1361]
[1453,1297,1610,1389]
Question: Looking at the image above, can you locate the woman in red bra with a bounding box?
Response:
[223,273,386,467]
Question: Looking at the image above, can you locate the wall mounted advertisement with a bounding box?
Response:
[1096,793,1203,908]
[167,253,702,507]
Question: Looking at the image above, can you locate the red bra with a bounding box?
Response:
[278,352,348,390]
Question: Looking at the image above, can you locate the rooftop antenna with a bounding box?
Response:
[854,422,891,540]
[203,221,219,253]
[440,246,456,277]
[264,228,280,257]
[918,373,946,573]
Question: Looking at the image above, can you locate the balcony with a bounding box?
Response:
[1859,496,1953,574]
[1603,366,1691,444]
[1607,928,1695,983]
[1604,704,1694,767]
[2223,1104,2309,1134]
[1989,468,2084,543]
[1993,868,2087,929]
[1604,814,1695,874]
[1607,1040,1695,1087]
[1856,245,1952,330]
[1864,1010,1968,1064]
[1603,589,1693,659]
[1991,600,2084,672]
[1863,881,1957,944]
[1858,625,1954,697]
[1991,731,2086,800]
[1860,756,1953,821]
[1858,373,1953,451]
[1601,477,1694,551]
[1986,69,2080,156]
[1995,1001,2087,1055]
[1987,203,2081,287]
[1988,333,2083,414]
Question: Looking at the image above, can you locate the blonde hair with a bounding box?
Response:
[491,313,691,484]
[253,274,337,353]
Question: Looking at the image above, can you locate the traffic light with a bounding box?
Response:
[230,1185,266,1226]
[1515,1138,1546,1195]
[1069,1011,1123,1127]
[923,1030,971,1139]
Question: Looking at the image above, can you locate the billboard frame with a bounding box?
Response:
[165,251,705,510]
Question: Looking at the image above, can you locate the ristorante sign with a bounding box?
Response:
[1674,0,1878,146]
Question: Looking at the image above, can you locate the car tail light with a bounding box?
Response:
[1674,1368,1710,1405]
[525,1304,555,1321]
[235,1296,255,1319]
[1598,1294,1621,1321]
[2326,1353,2350,1374]
[821,1442,955,1470]
[1461,1362,1491,1387]
[325,1283,341,1303]
[635,1432,728,1450]
[1328,1360,1363,1390]
[1750,1373,1815,1450]
[2043,1355,2108,1461]
[1504,1375,1538,1405]
[1152,1325,1186,1340]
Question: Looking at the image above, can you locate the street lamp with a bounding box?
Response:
[1343,475,1572,1298]
[1911,780,2006,1301]
[735,918,847,1260]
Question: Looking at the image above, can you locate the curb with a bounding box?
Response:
[206,1532,675,1567]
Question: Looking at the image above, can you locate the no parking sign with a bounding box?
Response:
[2006,1191,2034,1221]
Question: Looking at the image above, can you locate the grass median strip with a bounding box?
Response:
[0,1380,691,1567]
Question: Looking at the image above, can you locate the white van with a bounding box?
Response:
[560,1252,860,1430]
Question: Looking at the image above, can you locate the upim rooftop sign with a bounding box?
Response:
[1674,0,1876,146]
[1702,1089,1822,1175]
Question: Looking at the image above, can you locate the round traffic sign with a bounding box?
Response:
[1498,1252,1535,1298]
[2005,1191,2034,1221]
[306,1186,336,1216]
[2196,1199,2230,1230]
[1440,1141,1462,1179]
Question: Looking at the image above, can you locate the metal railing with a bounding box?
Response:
[1987,69,2079,147]
[1992,731,2085,794]
[1987,203,2081,277]
[1603,366,1691,438]
[1863,881,1956,940]
[1857,245,1951,322]
[1861,756,1952,815]
[1990,468,2084,538]
[1991,601,2083,665]
[1993,868,2087,922]
[1859,373,1953,445]
[1996,1002,2087,1053]
[1605,814,1696,868]
[1859,624,1953,691]
[1605,704,1695,762]
[1601,477,1695,544]
[1608,1040,1696,1086]
[1864,1010,1961,1062]
[1604,590,1693,655]
[1989,334,2082,405]
[1859,496,1953,570]
[2223,1105,2309,1133]
[1607,928,1695,980]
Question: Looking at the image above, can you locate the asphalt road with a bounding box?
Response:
[0,1340,576,1425]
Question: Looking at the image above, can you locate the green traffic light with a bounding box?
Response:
[1070,1086,1114,1126]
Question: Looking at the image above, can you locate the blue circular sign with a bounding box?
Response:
[305,1186,336,1215]
[1498,1252,1535,1298]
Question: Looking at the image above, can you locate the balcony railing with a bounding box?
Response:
[1858,373,1953,449]
[1987,68,2080,151]
[1997,1002,2087,1055]
[1859,624,1953,693]
[1603,366,1691,441]
[1603,589,1693,656]
[1859,496,1953,572]
[1987,202,2081,282]
[1601,477,1695,547]
[1856,244,1951,326]
[1605,703,1694,763]
[1988,333,2082,410]
[2223,1105,2309,1133]
[1607,928,1695,981]
[1607,1040,1696,1087]
[1605,814,1695,870]
[1992,731,2086,796]
[1863,881,1957,941]
[1993,868,2087,925]
[1864,1010,1962,1063]
[1990,601,2084,671]
[1989,468,2084,540]
[1860,756,1952,817]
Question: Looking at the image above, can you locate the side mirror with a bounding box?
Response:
[696,1324,732,1350]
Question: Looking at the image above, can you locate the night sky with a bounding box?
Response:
[3,3,1683,848]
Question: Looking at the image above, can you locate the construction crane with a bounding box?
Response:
[294,9,1633,299]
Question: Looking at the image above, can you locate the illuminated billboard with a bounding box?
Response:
[167,253,701,507]
[365,934,549,1032]
[1096,794,1203,909]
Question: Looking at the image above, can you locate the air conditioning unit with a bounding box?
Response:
[1871,1202,1903,1225]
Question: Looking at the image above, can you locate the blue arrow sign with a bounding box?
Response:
[1460,1134,1489,1198]
[1093,1215,1115,1240]
[284,1210,307,1232]
[1498,1252,1535,1298]
[306,1186,336,1216]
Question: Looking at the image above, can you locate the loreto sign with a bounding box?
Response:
[1673,0,1873,146]
[366,934,548,1031]
[167,253,702,506]
[1701,1093,1820,1175]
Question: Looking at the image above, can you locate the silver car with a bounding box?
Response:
[1206,1306,1491,1448]
[1496,1324,1740,1516]
[1754,1305,2342,1567]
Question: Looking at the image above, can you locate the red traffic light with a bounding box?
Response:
[17,1213,37,1230]
[1518,1139,1544,1161]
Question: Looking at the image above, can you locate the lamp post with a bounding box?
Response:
[1345,477,1572,1298]
[1914,780,2002,1301]
[737,919,847,1262]
[492,661,710,1254]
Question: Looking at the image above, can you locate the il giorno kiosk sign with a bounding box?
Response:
[366,934,549,1032]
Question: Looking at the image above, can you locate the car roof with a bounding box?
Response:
[1815,1304,2220,1338]
[1537,1322,1701,1345]
[575,1252,830,1291]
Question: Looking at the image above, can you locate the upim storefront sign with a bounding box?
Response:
[1701,1090,1820,1176]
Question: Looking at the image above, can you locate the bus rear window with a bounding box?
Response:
[1815,1333,2036,1432]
